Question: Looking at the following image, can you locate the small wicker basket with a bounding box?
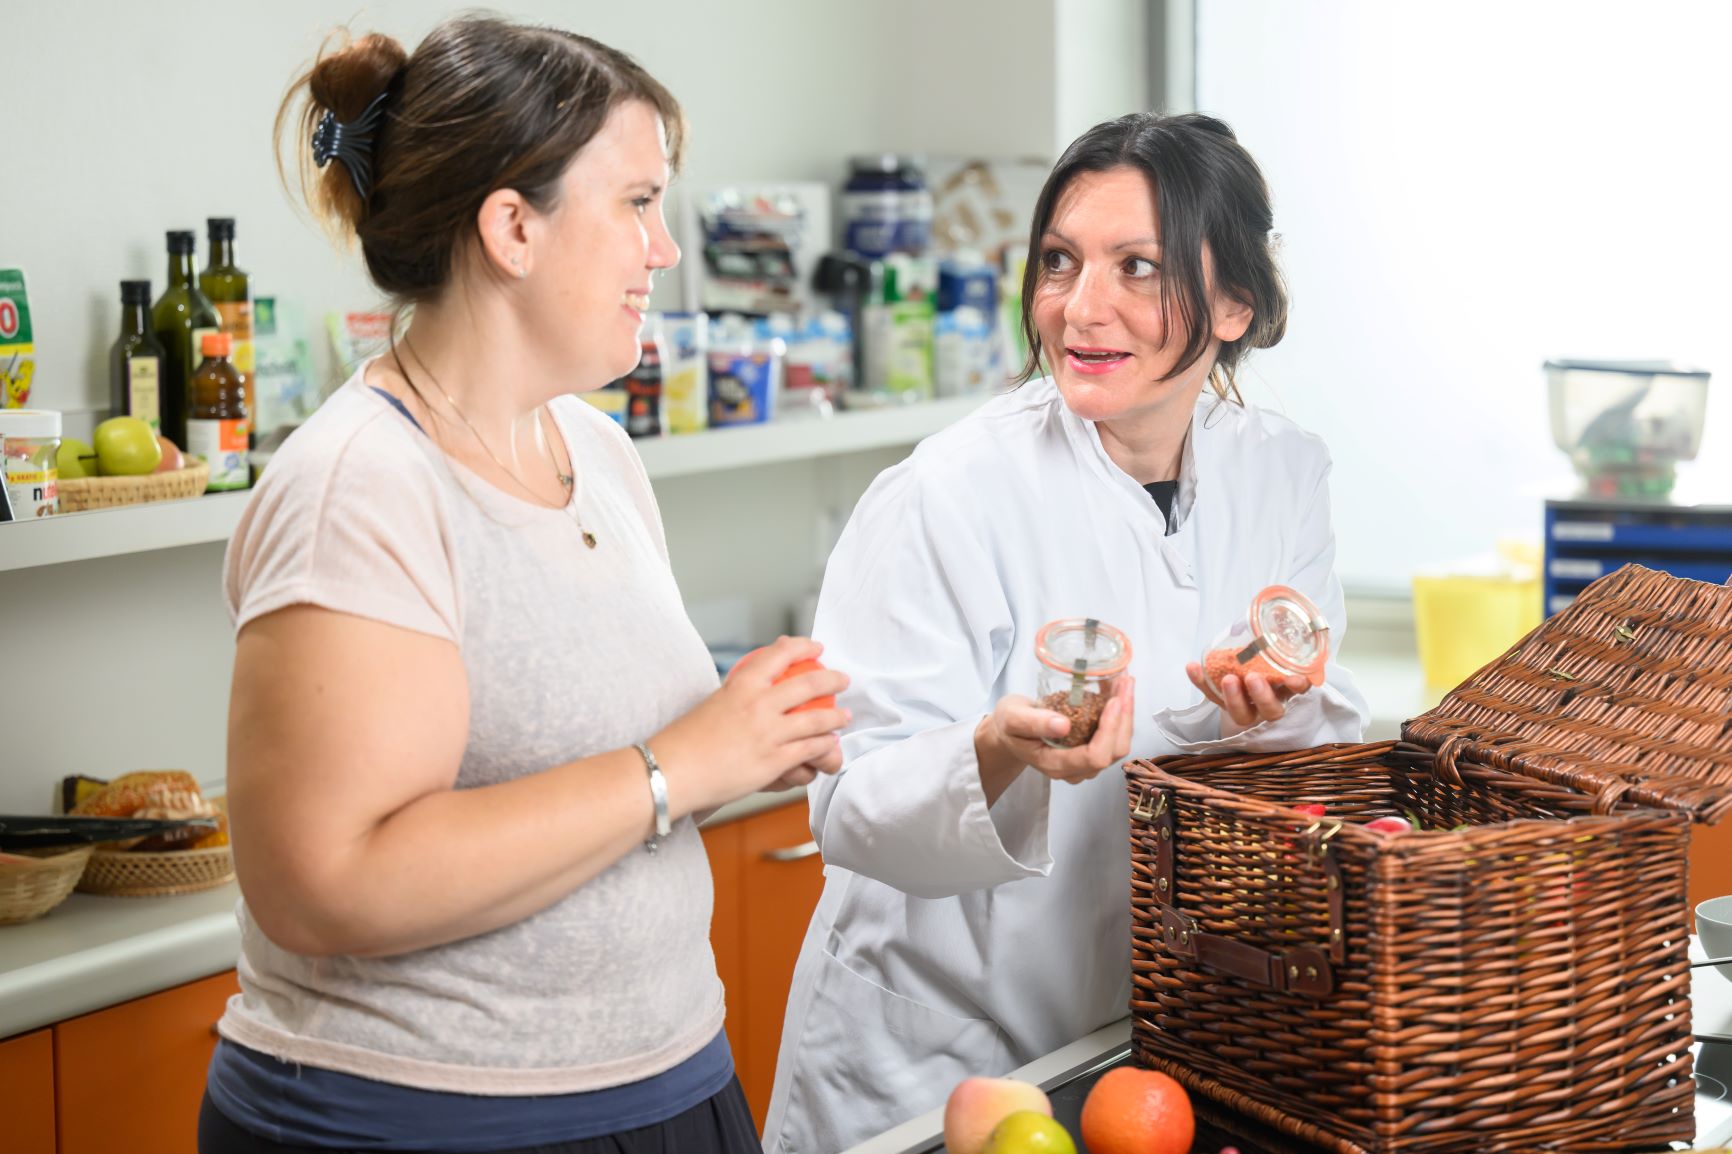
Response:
[77,844,234,897]
[58,459,210,513]
[0,845,95,925]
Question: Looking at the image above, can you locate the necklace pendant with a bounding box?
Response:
[582,530,598,549]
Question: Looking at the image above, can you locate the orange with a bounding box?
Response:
[730,649,835,712]
[1078,1066,1194,1154]
[777,658,836,712]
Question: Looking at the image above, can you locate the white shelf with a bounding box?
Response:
[633,394,981,481]
[1,492,252,573]
[0,397,984,574]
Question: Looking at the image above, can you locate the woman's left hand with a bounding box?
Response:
[1185,664,1311,730]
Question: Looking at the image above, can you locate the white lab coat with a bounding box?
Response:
[760,378,1370,1154]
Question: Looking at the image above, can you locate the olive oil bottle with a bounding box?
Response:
[199,217,254,426]
[110,280,166,432]
[150,231,220,447]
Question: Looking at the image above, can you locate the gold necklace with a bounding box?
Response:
[401,339,598,548]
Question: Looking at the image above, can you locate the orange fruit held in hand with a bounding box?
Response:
[732,649,835,712]
[778,658,835,712]
[1079,1066,1195,1154]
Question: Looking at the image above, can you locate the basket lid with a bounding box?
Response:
[1402,564,1732,822]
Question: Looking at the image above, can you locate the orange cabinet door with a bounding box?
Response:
[56,970,240,1154]
[737,800,826,1130]
[0,1028,56,1154]
[701,819,746,1079]
[1691,818,1732,920]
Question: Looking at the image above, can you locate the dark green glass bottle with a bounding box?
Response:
[111,280,167,432]
[151,230,220,447]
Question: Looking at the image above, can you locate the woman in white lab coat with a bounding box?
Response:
[762,112,1370,1153]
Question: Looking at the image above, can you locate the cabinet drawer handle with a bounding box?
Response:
[763,841,820,863]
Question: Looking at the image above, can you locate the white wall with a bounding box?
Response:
[6,0,1070,430]
[1,0,1160,812]
[1054,0,1152,151]
[1195,0,1732,592]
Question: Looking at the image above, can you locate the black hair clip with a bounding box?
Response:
[312,91,390,200]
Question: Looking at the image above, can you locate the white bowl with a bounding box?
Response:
[1699,895,1732,982]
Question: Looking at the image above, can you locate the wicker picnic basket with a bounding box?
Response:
[1123,564,1732,1153]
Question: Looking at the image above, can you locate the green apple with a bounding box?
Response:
[93,416,162,476]
[56,437,98,479]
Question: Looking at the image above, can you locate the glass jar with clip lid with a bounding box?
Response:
[1033,617,1132,749]
[1200,584,1330,700]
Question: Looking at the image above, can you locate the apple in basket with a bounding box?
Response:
[56,437,97,478]
[93,416,161,476]
[154,435,185,473]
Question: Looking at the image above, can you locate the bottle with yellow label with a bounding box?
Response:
[199,218,254,424]
[151,231,221,448]
[110,280,166,432]
[186,332,250,492]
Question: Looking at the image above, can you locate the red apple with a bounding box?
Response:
[154,434,184,473]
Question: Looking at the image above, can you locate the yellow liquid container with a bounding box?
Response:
[1411,543,1542,691]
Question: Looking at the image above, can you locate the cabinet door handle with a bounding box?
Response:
[763,840,820,863]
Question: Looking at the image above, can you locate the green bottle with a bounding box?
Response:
[151,231,221,447]
[199,218,254,432]
[111,280,166,432]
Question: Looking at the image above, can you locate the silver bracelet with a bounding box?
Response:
[635,742,671,853]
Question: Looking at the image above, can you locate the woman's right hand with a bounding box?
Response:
[973,675,1136,800]
[651,636,851,817]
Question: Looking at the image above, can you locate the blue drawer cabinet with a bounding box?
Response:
[1545,499,1732,614]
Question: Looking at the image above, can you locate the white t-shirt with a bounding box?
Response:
[217,370,725,1095]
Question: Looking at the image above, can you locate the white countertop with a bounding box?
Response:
[0,790,804,1041]
[0,884,242,1037]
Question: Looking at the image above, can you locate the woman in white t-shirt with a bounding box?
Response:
[200,16,847,1154]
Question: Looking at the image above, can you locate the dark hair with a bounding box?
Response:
[1015,112,1286,403]
[275,16,686,303]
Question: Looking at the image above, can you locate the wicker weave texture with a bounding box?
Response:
[1122,566,1732,1153]
[1408,565,1732,820]
[57,460,209,512]
[0,845,94,925]
[77,845,233,896]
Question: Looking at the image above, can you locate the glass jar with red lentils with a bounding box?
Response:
[1033,617,1132,749]
[1200,585,1330,700]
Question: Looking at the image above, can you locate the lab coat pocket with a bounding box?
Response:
[783,946,1008,1151]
